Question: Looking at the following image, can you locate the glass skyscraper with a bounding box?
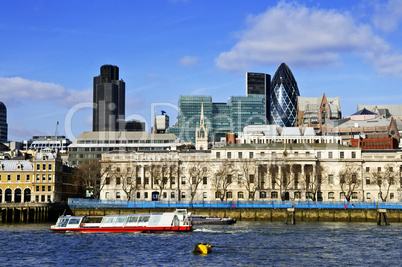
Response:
[167,95,265,143]
[0,101,7,143]
[270,63,300,127]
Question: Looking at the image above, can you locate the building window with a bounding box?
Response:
[271,191,278,199]
[42,164,46,171]
[317,152,321,158]
[105,178,110,185]
[181,191,185,199]
[227,175,232,183]
[238,191,244,199]
[352,175,357,183]
[7,175,11,182]
[41,195,45,202]
[352,192,358,200]
[17,175,20,181]
[42,186,45,192]
[48,186,51,191]
[366,167,370,172]
[227,152,231,159]
[48,164,52,171]
[352,152,356,158]
[260,191,267,199]
[294,192,301,199]
[366,177,370,185]
[144,178,149,185]
[42,174,46,181]
[36,174,40,181]
[328,152,333,159]
[105,192,109,199]
[203,192,207,199]
[328,192,334,200]
[366,192,371,200]
[36,164,40,171]
[249,152,254,159]
[36,186,39,192]
[340,192,345,200]
[238,174,243,183]
[144,192,148,199]
[116,192,121,199]
[203,177,207,185]
[48,174,52,181]
[163,192,167,199]
[340,152,344,159]
[137,192,141,199]
[26,175,30,182]
[226,191,232,199]
[116,177,121,185]
[216,152,220,159]
[377,167,381,172]
[116,167,120,173]
[249,174,255,183]
[47,195,51,202]
[35,195,39,202]
[306,192,313,199]
[181,177,186,185]
[390,193,394,200]
[215,191,221,199]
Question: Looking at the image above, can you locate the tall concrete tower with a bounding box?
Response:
[0,101,7,142]
[93,65,125,131]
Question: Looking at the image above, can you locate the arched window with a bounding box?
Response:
[0,189,2,203]
[24,188,31,202]
[260,191,267,199]
[5,188,12,202]
[14,188,22,203]
[271,191,278,199]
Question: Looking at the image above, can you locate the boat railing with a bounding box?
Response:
[67,198,402,210]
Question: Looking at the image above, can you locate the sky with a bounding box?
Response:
[1,0,402,142]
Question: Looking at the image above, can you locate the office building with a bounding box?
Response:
[0,101,7,143]
[297,93,342,134]
[93,65,125,131]
[246,72,271,123]
[270,63,300,127]
[167,95,265,143]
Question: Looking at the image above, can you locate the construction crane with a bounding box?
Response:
[54,121,59,141]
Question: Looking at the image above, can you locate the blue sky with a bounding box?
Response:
[1,0,402,141]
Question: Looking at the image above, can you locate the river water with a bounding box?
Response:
[0,222,400,266]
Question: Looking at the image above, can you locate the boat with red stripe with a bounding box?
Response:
[51,209,193,233]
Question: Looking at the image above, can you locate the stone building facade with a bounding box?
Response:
[99,144,402,203]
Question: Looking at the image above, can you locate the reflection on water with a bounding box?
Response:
[0,221,400,266]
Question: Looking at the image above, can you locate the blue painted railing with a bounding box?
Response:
[67,198,402,210]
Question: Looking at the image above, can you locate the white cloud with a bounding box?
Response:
[178,56,199,67]
[0,77,91,106]
[215,1,402,76]
[372,0,402,32]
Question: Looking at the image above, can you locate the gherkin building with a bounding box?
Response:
[270,63,300,127]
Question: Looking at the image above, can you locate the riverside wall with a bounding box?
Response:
[71,208,402,223]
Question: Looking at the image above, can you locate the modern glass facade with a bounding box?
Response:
[0,101,7,143]
[167,95,265,143]
[246,72,271,124]
[270,63,300,127]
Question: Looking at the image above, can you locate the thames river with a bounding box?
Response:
[0,222,400,266]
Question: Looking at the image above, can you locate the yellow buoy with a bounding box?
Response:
[193,243,213,254]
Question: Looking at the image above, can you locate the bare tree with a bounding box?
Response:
[149,161,178,201]
[238,159,258,200]
[212,160,235,201]
[269,161,294,201]
[370,164,396,202]
[73,159,110,199]
[302,163,327,201]
[120,164,141,200]
[339,163,361,202]
[186,162,208,201]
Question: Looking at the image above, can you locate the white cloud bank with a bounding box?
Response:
[215,1,402,76]
[372,0,402,32]
[0,77,91,106]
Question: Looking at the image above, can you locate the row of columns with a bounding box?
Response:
[0,206,49,223]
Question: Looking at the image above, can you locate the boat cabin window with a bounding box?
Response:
[101,216,117,227]
[114,216,128,226]
[148,215,162,226]
[126,215,140,226]
[56,218,70,227]
[137,215,150,225]
[67,218,81,225]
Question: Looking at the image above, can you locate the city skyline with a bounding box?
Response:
[1,0,402,141]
